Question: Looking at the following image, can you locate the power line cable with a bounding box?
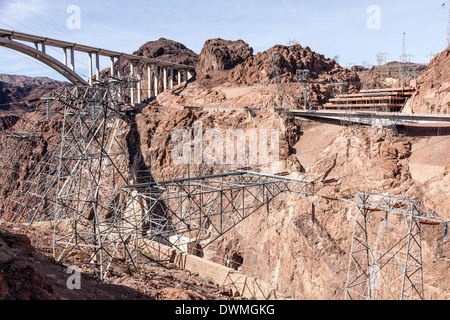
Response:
[6,2,81,43]
[0,16,90,79]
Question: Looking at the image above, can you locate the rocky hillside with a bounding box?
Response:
[404,48,450,114]
[0,74,68,114]
[355,62,428,90]
[156,41,361,108]
[229,44,359,87]
[228,43,360,105]
[0,221,234,300]
[206,121,450,300]
[0,74,69,88]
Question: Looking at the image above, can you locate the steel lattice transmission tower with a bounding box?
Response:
[399,32,414,82]
[342,192,449,300]
[400,32,413,63]
[47,77,141,280]
[376,51,389,66]
[296,69,311,108]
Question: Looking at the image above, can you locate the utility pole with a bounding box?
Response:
[376,52,389,76]
[376,51,389,66]
[296,69,311,108]
[400,32,414,63]
[333,55,340,64]
[399,32,414,82]
[287,38,299,46]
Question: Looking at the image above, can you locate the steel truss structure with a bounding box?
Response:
[48,78,141,280]
[0,78,138,224]
[0,78,315,281]
[296,70,311,108]
[53,164,314,281]
[50,86,314,280]
[120,168,314,254]
[342,192,449,300]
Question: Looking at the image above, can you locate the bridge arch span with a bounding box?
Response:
[0,37,87,85]
[0,28,196,102]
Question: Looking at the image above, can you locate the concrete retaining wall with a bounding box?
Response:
[142,240,291,300]
[30,222,291,300]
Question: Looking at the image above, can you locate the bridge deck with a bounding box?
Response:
[0,28,193,70]
[287,109,450,126]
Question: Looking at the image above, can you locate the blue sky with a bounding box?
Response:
[0,0,448,82]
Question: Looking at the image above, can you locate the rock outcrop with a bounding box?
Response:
[133,38,199,67]
[104,38,199,99]
[157,42,361,108]
[196,38,253,73]
[356,62,428,90]
[194,38,253,87]
[404,48,450,114]
[228,44,360,89]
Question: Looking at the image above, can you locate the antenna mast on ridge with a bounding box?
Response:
[400,32,413,63]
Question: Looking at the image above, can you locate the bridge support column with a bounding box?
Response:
[110,57,115,77]
[95,52,100,81]
[88,52,93,86]
[70,47,75,72]
[63,48,67,66]
[154,65,159,97]
[117,56,122,77]
[136,60,141,103]
[184,70,188,85]
[170,68,174,90]
[178,70,181,86]
[147,64,152,99]
[130,62,135,104]
[34,42,45,53]
[163,67,167,92]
